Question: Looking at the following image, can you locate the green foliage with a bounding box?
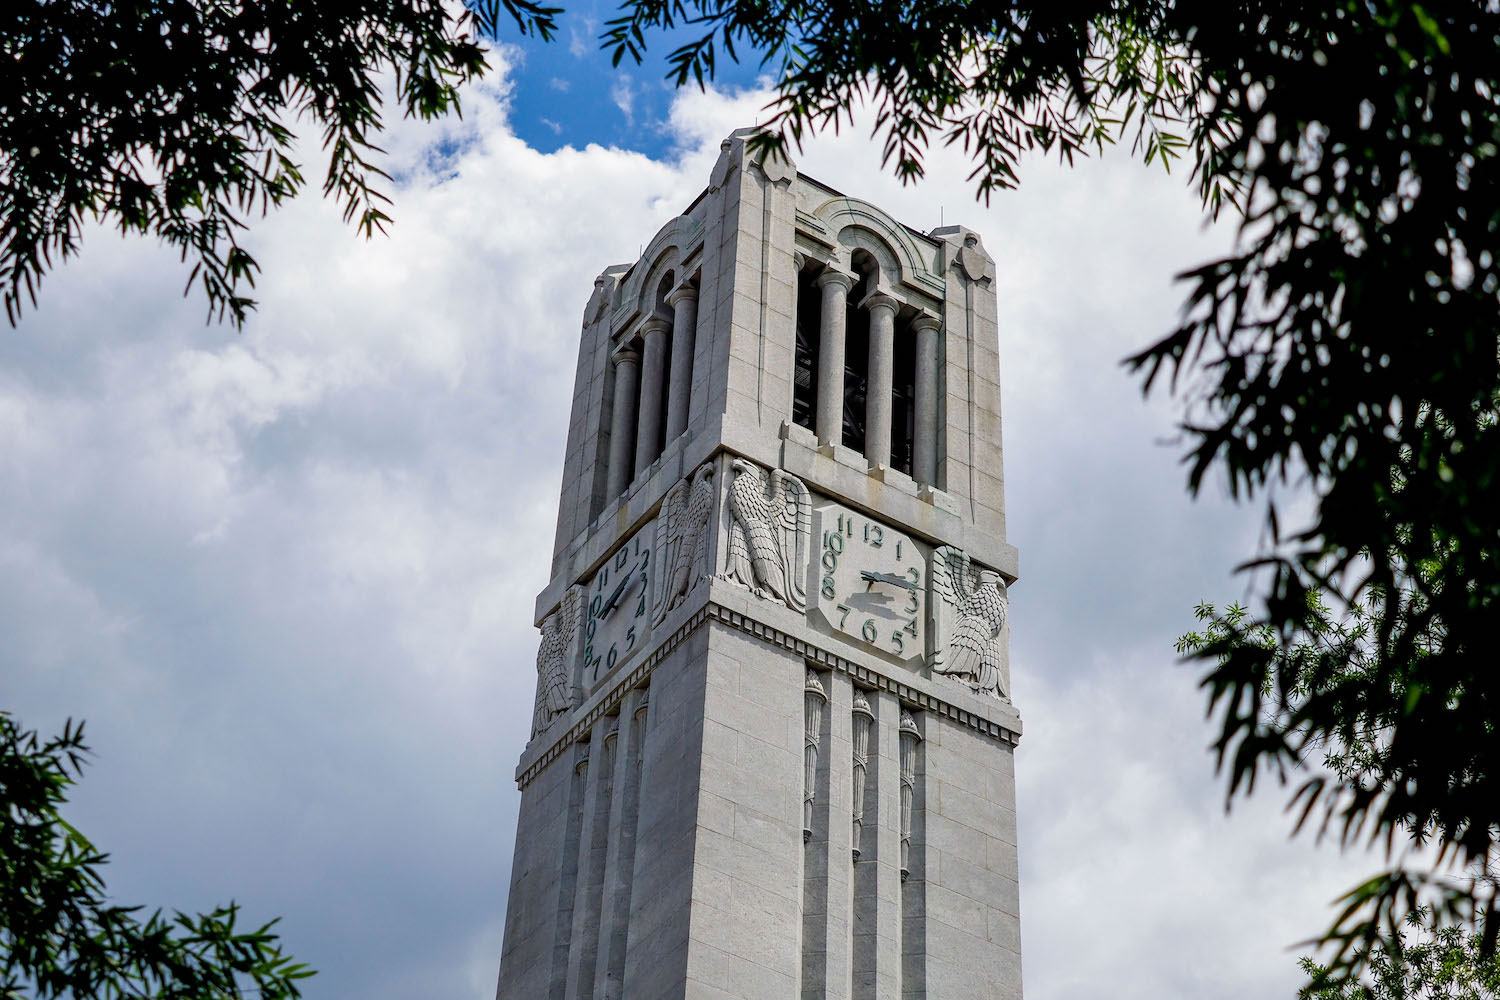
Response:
[1299,910,1500,999]
[1180,585,1495,979]
[0,0,561,327]
[0,711,312,999]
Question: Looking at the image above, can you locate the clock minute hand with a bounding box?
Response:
[860,570,916,590]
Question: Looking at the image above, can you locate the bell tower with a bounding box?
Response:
[496,129,1024,1000]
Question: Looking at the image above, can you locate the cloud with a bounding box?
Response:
[611,75,636,124]
[548,76,571,92]
[0,47,1370,1000]
[567,14,598,59]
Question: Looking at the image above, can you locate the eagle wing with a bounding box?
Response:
[769,469,810,612]
[652,477,689,622]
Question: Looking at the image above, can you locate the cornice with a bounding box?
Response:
[516,598,1021,790]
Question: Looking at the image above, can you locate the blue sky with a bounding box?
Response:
[504,8,770,155]
[1,41,1389,1000]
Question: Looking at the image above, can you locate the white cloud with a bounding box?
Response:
[0,48,1369,1000]
[611,74,636,123]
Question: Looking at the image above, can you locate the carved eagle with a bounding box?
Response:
[530,587,579,740]
[723,458,809,613]
[929,547,1008,700]
[653,462,716,625]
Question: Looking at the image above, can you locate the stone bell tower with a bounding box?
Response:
[496,129,1024,1000]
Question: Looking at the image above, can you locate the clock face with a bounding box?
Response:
[581,526,653,687]
[809,501,926,665]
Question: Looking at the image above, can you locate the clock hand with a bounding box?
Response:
[601,560,648,617]
[599,573,632,618]
[860,570,916,590]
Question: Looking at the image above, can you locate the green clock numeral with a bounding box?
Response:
[837,603,852,628]
[861,619,877,642]
[821,576,836,600]
[891,630,904,654]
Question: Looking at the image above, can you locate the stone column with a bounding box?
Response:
[634,317,671,477]
[606,344,640,499]
[863,292,899,470]
[803,670,827,842]
[911,314,940,486]
[663,285,698,445]
[815,269,854,447]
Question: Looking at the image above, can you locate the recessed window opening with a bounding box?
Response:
[651,275,674,457]
[842,256,876,453]
[891,320,916,475]
[793,264,820,432]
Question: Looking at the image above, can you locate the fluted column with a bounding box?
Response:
[815,269,854,447]
[911,314,940,486]
[634,317,670,477]
[864,292,899,469]
[606,344,640,499]
[663,285,698,444]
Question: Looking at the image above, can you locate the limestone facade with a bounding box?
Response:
[497,128,1023,1000]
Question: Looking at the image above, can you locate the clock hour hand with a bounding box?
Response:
[601,561,647,617]
[599,573,632,618]
[860,570,916,590]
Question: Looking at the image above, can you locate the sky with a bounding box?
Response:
[0,33,1390,1000]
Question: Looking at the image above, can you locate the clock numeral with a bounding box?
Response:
[837,603,852,628]
[906,590,920,614]
[626,626,637,650]
[595,565,609,592]
[634,585,647,619]
[904,617,918,637]
[864,524,883,547]
[821,576,836,600]
[821,549,838,572]
[906,566,921,585]
[586,617,598,640]
[861,619,878,643]
[824,531,844,555]
[891,630,904,654]
[606,645,619,669]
